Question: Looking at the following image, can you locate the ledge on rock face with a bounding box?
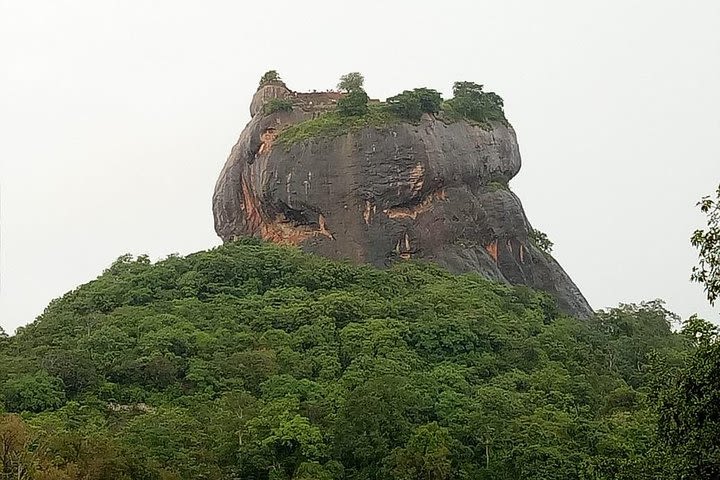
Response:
[213,76,593,319]
[250,83,291,117]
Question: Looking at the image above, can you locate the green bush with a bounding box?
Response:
[259,70,282,87]
[445,81,507,125]
[387,88,443,121]
[387,91,422,121]
[337,89,370,117]
[414,87,443,114]
[264,98,294,114]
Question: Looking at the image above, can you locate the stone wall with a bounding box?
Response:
[291,91,344,113]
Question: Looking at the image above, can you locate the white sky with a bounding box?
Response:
[1,0,719,333]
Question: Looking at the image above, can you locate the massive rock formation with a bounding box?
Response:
[213,81,593,318]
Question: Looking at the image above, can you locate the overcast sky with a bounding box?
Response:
[1,0,718,333]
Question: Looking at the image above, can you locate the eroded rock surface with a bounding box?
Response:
[213,83,593,318]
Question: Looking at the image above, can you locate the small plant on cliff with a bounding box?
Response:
[387,88,443,121]
[445,81,507,126]
[337,72,365,92]
[488,180,510,192]
[263,98,294,114]
[529,228,554,254]
[259,70,283,87]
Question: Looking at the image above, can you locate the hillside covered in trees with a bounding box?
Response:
[1,240,714,479]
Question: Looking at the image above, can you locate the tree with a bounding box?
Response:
[41,350,98,394]
[334,376,417,474]
[414,88,443,115]
[337,72,364,92]
[293,461,336,480]
[122,406,220,478]
[385,423,454,480]
[657,341,720,479]
[260,70,283,87]
[387,91,422,121]
[452,81,483,97]
[596,300,682,388]
[0,414,36,479]
[387,88,443,121]
[691,184,720,305]
[529,228,554,254]
[3,373,66,413]
[651,188,720,479]
[681,314,719,347]
[447,81,506,124]
[336,72,369,117]
[337,89,369,117]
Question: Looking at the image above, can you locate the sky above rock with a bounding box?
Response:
[1,0,718,332]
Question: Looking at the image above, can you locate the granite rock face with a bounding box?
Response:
[213,83,593,318]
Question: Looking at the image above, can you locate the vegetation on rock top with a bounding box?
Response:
[443,81,507,126]
[264,98,294,115]
[275,103,400,147]
[259,70,284,88]
[273,72,508,147]
[387,88,443,122]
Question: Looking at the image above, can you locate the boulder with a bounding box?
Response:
[213,84,594,318]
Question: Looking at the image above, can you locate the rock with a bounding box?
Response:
[249,82,291,117]
[213,84,594,319]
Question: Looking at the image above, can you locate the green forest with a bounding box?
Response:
[1,236,719,479]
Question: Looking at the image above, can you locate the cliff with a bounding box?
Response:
[213,80,593,318]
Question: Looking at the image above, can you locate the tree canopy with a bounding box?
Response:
[337,89,370,117]
[529,228,554,254]
[0,240,699,479]
[336,72,369,117]
[337,72,365,92]
[260,70,283,87]
[445,81,507,125]
[387,88,443,121]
